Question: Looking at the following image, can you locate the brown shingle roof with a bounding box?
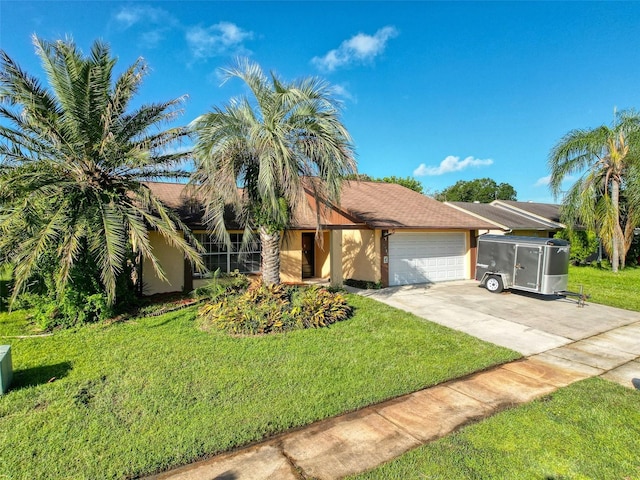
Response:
[144,180,496,230]
[143,181,360,230]
[336,181,497,229]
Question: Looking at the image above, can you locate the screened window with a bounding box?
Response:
[193,233,261,276]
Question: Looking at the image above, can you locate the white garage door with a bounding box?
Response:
[388,232,467,286]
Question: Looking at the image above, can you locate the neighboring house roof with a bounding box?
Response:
[144,180,496,231]
[446,200,565,232]
[492,200,563,224]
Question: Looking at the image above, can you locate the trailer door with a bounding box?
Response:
[513,245,542,290]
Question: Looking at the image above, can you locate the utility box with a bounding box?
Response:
[476,235,570,295]
[0,345,13,394]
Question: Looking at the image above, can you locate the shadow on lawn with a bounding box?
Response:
[11,361,72,390]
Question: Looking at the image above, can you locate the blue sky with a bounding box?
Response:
[3,1,640,202]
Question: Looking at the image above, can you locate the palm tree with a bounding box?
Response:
[548,110,640,272]
[190,59,357,284]
[0,36,204,306]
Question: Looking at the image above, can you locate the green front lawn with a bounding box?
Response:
[568,264,640,311]
[350,265,640,480]
[350,377,640,480]
[0,294,518,479]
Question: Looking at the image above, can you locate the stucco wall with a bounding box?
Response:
[478,229,507,236]
[342,229,380,283]
[280,231,302,283]
[480,229,553,238]
[316,231,331,278]
[511,230,552,237]
[143,231,185,295]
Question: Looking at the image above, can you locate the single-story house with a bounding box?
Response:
[446,200,565,238]
[142,181,498,295]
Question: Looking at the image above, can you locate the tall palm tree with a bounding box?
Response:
[548,110,640,272]
[190,59,357,284]
[0,36,204,305]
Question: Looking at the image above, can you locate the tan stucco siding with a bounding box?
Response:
[143,231,185,295]
[481,229,554,238]
[478,228,507,236]
[511,230,551,237]
[280,231,302,283]
[342,229,380,283]
[316,231,331,278]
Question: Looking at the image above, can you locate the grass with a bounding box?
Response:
[349,378,640,480]
[568,264,640,311]
[0,294,518,479]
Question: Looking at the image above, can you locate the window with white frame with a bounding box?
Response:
[193,233,261,276]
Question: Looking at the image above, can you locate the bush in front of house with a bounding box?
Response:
[344,278,383,289]
[197,279,352,335]
[11,252,140,330]
[554,229,599,265]
[191,269,251,301]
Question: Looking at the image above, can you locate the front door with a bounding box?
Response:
[302,233,315,278]
[513,245,541,290]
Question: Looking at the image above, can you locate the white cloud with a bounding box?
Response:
[534,175,551,187]
[414,156,494,176]
[534,174,576,187]
[186,22,253,60]
[115,9,140,29]
[114,5,170,29]
[112,6,178,48]
[312,26,398,72]
[330,84,354,101]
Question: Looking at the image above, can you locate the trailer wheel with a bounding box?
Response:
[485,275,504,293]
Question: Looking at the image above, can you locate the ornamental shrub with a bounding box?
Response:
[191,269,250,301]
[290,286,352,328]
[197,279,352,335]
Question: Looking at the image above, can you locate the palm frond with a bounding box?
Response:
[191,58,356,283]
[1,37,197,305]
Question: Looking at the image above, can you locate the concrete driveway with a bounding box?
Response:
[355,280,640,357]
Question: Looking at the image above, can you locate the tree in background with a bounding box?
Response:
[380,175,424,194]
[190,59,356,285]
[548,109,640,272]
[554,229,599,265]
[0,36,203,323]
[344,174,424,193]
[433,178,517,202]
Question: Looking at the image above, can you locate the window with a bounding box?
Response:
[193,233,261,277]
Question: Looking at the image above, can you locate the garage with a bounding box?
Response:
[388,232,467,285]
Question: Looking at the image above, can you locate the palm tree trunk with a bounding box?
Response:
[622,214,637,269]
[611,180,622,272]
[259,226,281,285]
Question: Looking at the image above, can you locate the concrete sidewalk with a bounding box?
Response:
[149,285,640,480]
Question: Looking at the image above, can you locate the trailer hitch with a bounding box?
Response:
[555,285,589,307]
